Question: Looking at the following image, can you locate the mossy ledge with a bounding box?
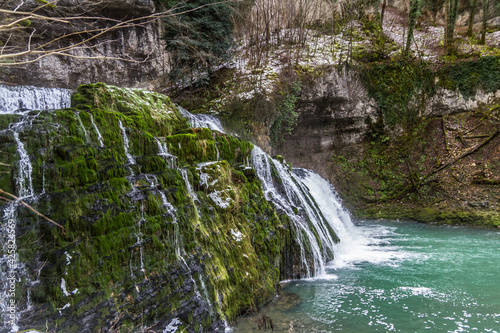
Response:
[0,83,309,332]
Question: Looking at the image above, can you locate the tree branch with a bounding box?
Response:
[0,189,66,234]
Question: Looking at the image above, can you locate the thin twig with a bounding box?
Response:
[0,189,65,234]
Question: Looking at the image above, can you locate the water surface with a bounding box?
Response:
[234,220,500,332]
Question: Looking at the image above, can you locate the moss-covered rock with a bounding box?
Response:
[0,83,308,332]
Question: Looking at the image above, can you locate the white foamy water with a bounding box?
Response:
[0,85,72,113]
[178,106,225,132]
[296,170,413,270]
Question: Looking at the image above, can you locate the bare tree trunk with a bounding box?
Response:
[405,0,422,57]
[480,0,488,44]
[381,0,387,27]
[444,0,450,49]
[444,0,459,54]
[467,0,479,37]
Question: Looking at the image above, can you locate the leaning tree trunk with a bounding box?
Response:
[381,0,387,28]
[467,0,479,37]
[480,0,488,44]
[444,0,459,54]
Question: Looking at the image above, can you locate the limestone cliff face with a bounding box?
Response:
[275,67,378,178]
[425,88,500,117]
[0,0,168,90]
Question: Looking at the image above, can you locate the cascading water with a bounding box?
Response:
[0,84,363,332]
[155,137,177,169]
[177,106,224,132]
[0,85,71,333]
[0,84,72,114]
[180,108,362,278]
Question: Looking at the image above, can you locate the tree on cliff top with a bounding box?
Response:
[159,0,237,84]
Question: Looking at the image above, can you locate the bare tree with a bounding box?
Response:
[0,0,232,67]
[467,0,479,37]
[404,0,423,57]
[381,0,387,27]
[480,0,488,44]
[444,0,460,54]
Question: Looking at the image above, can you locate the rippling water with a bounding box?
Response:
[234,220,500,332]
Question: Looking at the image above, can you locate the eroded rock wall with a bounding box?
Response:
[274,67,378,178]
[0,0,168,90]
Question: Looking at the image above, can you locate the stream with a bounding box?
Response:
[234,220,500,332]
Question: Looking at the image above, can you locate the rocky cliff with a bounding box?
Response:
[0,0,168,90]
[274,60,500,227]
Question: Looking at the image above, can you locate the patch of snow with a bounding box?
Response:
[60,278,70,297]
[231,229,245,242]
[64,251,72,266]
[163,318,182,333]
[209,191,232,209]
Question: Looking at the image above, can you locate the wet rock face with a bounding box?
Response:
[275,67,378,178]
[0,0,168,90]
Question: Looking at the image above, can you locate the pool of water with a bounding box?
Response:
[233,220,500,332]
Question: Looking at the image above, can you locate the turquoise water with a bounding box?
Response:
[234,220,500,332]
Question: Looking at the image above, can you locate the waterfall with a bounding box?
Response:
[250,147,357,277]
[0,84,71,114]
[0,85,362,332]
[180,107,359,277]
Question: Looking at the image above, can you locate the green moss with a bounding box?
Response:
[437,56,500,98]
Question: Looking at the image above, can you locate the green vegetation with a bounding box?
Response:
[361,56,500,128]
[330,103,500,228]
[360,59,435,128]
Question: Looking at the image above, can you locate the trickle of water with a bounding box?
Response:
[145,174,176,218]
[199,274,215,318]
[180,169,199,203]
[155,137,177,169]
[134,204,146,280]
[118,120,135,165]
[179,256,203,301]
[13,132,34,199]
[90,114,104,147]
[76,112,89,143]
[215,143,220,161]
